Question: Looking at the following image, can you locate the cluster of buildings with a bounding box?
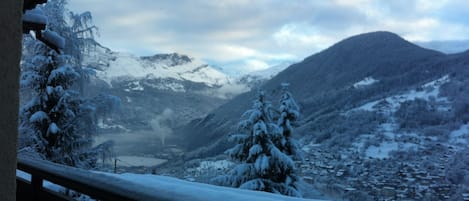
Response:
[300,143,467,200]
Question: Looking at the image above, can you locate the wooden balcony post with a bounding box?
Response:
[0,0,22,201]
[31,175,43,200]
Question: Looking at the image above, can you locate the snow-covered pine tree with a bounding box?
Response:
[277,83,302,157]
[275,82,303,190]
[20,40,98,168]
[43,0,99,95]
[215,90,302,197]
[19,0,116,168]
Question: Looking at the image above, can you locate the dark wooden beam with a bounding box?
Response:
[22,21,46,34]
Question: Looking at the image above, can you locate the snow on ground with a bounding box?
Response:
[347,75,454,159]
[192,160,234,172]
[124,81,144,91]
[301,142,321,153]
[106,173,327,201]
[111,156,168,167]
[450,123,469,144]
[97,121,129,131]
[352,75,450,113]
[378,123,398,139]
[352,123,418,159]
[365,142,417,159]
[353,77,378,88]
[422,75,450,88]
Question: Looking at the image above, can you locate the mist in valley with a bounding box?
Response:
[94,108,177,157]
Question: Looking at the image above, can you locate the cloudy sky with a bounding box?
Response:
[68,0,469,73]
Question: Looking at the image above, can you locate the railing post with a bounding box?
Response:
[31,175,43,200]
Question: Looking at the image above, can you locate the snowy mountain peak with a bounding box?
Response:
[249,61,295,79]
[85,46,232,88]
[140,53,192,67]
[235,61,295,89]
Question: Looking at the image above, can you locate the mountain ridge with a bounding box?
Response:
[177,31,466,156]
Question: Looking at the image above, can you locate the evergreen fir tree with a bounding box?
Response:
[19,0,116,168]
[277,82,302,158]
[43,0,99,95]
[216,90,302,197]
[275,82,303,193]
[20,41,98,168]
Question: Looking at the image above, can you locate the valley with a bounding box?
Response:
[15,1,469,200]
[84,31,469,200]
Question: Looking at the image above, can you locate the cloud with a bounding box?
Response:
[68,0,469,71]
[244,59,269,71]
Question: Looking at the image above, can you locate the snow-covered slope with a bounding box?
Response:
[351,75,450,113]
[352,77,378,88]
[236,61,295,89]
[82,44,250,133]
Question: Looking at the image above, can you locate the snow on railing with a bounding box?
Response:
[17,156,146,200]
[17,156,325,201]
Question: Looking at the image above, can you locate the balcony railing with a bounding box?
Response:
[17,156,321,201]
[16,156,158,201]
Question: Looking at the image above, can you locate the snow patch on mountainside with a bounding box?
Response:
[351,123,419,159]
[352,75,450,113]
[144,80,186,92]
[353,77,378,88]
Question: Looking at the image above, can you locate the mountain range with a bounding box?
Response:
[83,44,289,133]
[82,31,469,199]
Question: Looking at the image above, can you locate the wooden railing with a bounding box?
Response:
[16,156,322,201]
[16,157,155,201]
